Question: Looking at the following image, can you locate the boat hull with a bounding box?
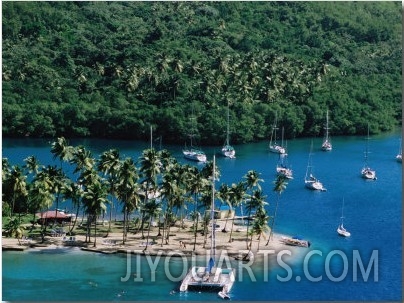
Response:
[221,145,235,158]
[321,140,332,151]
[183,150,207,162]
[180,266,235,292]
[280,236,310,247]
[305,180,326,191]
[277,167,293,179]
[337,226,351,237]
[361,167,377,180]
[269,144,286,154]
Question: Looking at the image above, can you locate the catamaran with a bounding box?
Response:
[361,124,376,180]
[304,141,326,191]
[321,110,332,151]
[221,101,235,158]
[180,156,235,297]
[337,198,351,237]
[269,115,286,154]
[183,110,207,162]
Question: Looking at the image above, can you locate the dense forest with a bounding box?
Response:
[2,2,402,145]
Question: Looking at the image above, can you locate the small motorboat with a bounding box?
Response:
[280,236,311,248]
[218,289,230,300]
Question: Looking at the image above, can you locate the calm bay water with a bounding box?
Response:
[2,132,402,301]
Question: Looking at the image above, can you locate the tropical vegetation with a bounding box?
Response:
[2,137,281,249]
[2,2,402,144]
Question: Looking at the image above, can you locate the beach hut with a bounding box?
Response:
[36,210,72,225]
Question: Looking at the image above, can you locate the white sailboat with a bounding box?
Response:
[337,198,351,237]
[321,110,332,151]
[269,115,286,154]
[396,138,402,163]
[183,110,207,162]
[361,125,376,180]
[304,141,326,191]
[276,153,293,179]
[180,156,235,296]
[221,101,235,159]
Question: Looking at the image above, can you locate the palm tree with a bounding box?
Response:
[51,137,74,167]
[51,137,74,221]
[4,216,24,245]
[187,166,208,252]
[266,175,288,245]
[245,189,268,249]
[138,148,162,238]
[41,165,66,226]
[160,162,183,245]
[61,180,83,235]
[97,149,121,234]
[116,157,140,244]
[142,199,162,251]
[23,155,40,175]
[82,179,108,247]
[6,165,28,217]
[70,145,95,174]
[70,146,96,242]
[30,168,56,242]
[217,183,231,232]
[228,182,246,243]
[249,206,270,254]
[242,170,263,248]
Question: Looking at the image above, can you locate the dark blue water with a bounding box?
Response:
[2,132,402,301]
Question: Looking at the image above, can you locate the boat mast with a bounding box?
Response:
[208,155,216,272]
[340,198,345,223]
[150,125,153,150]
[281,126,285,148]
[226,101,230,146]
[305,140,314,180]
[364,124,370,166]
[325,110,330,142]
[269,112,278,147]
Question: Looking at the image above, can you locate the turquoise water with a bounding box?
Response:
[2,132,402,301]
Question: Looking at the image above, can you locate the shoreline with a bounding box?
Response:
[2,220,302,261]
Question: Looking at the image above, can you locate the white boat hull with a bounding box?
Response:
[305,178,326,191]
[361,167,376,180]
[337,225,351,237]
[180,266,235,292]
[277,166,293,179]
[321,140,332,151]
[280,236,311,247]
[221,145,235,158]
[269,144,286,154]
[183,149,207,162]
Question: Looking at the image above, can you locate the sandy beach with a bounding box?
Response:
[2,218,297,260]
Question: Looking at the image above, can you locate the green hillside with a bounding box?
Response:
[2,1,402,144]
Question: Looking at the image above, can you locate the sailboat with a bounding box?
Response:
[304,141,326,191]
[221,101,235,158]
[321,110,332,151]
[269,115,286,154]
[396,138,402,163]
[183,110,207,162]
[276,153,293,179]
[337,198,351,237]
[361,125,376,180]
[180,156,235,296]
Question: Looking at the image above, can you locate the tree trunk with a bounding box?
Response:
[93,215,97,247]
[144,217,152,251]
